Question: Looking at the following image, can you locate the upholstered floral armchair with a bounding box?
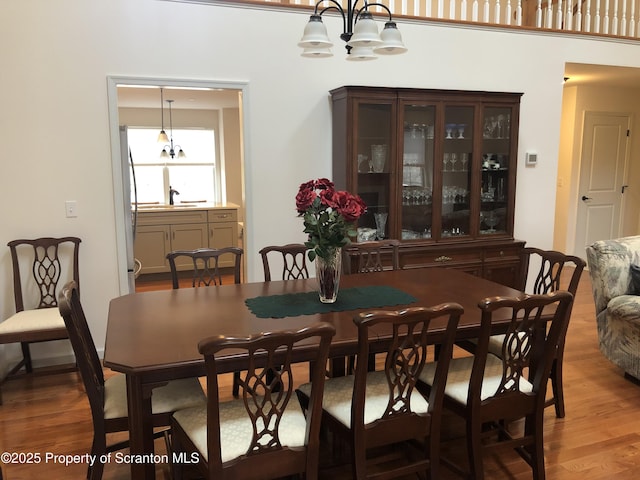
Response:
[586,235,640,380]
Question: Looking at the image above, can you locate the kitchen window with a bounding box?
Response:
[127,128,217,205]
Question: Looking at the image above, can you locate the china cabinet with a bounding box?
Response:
[331,86,524,287]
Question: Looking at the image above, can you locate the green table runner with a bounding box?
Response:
[245,285,417,319]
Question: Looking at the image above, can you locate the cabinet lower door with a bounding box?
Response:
[135,225,171,274]
[171,223,210,271]
[209,222,239,268]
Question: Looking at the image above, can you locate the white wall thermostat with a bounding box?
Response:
[525,152,538,166]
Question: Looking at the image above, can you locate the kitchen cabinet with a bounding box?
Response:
[134,206,238,274]
[331,86,524,287]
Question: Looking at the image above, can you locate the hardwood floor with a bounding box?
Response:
[2,271,640,479]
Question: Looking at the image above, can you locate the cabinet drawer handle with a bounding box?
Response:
[210,229,214,237]
[435,255,452,262]
[216,214,230,219]
[500,250,505,256]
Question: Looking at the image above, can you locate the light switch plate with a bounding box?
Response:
[65,200,78,218]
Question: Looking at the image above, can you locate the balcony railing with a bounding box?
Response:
[234,0,640,40]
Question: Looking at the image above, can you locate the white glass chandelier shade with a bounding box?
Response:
[346,46,377,61]
[347,12,382,47]
[298,15,333,48]
[373,22,407,55]
[157,130,169,143]
[301,46,333,58]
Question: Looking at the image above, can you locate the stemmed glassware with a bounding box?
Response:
[443,153,450,172]
[450,153,457,171]
[460,153,468,171]
[484,211,500,232]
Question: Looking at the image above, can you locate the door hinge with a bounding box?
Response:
[627,129,630,136]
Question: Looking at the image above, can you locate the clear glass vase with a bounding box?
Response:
[315,247,342,303]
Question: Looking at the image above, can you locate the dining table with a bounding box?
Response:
[103,266,524,480]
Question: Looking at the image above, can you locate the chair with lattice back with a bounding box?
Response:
[494,247,585,418]
[171,322,335,480]
[166,246,244,396]
[259,243,310,281]
[342,239,400,275]
[297,304,463,479]
[0,237,81,404]
[166,247,243,289]
[418,292,574,479]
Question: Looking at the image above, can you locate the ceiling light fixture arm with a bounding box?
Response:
[313,0,393,47]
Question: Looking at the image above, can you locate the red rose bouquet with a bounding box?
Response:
[296,178,367,261]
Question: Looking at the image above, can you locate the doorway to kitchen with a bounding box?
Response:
[107,76,250,295]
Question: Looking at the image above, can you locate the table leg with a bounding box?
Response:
[126,374,156,480]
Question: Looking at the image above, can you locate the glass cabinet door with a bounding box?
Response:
[400,104,436,240]
[442,105,474,239]
[355,101,393,241]
[480,106,511,236]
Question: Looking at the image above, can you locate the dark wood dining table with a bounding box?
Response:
[103,267,524,480]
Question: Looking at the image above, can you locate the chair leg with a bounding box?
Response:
[20,342,33,373]
[466,418,485,480]
[549,359,565,418]
[232,371,240,397]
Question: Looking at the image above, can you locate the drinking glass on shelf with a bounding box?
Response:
[485,210,500,232]
[450,153,457,171]
[457,124,465,139]
[461,153,468,171]
[445,123,455,139]
[443,153,450,172]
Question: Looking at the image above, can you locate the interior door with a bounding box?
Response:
[573,111,629,255]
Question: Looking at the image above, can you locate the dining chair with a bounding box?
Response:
[341,239,400,275]
[339,239,401,375]
[459,247,585,418]
[58,281,206,480]
[419,292,574,480]
[297,303,463,480]
[167,246,244,396]
[259,243,310,281]
[0,237,81,405]
[170,322,336,480]
[166,246,243,289]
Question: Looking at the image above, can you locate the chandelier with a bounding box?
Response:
[298,1,407,60]
[158,89,185,160]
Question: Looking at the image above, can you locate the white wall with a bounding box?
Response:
[2,0,640,368]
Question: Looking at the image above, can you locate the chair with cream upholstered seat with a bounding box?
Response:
[0,237,81,404]
[297,304,463,480]
[58,281,206,480]
[418,292,574,480]
[170,322,335,480]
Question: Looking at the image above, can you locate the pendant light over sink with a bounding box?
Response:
[298,0,407,60]
[159,91,186,160]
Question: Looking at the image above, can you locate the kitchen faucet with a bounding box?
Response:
[169,186,180,205]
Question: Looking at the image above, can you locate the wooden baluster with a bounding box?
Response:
[473,0,480,21]
[557,0,563,28]
[461,0,468,20]
[630,0,636,36]
[516,0,522,25]
[594,0,601,32]
[585,0,592,31]
[546,0,553,27]
[536,0,543,27]
[495,0,501,23]
[484,0,491,21]
[437,0,444,18]
[603,0,610,33]
[565,0,573,30]
[449,0,456,19]
[505,0,512,25]
[426,0,432,18]
[617,0,624,35]
[576,0,583,31]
